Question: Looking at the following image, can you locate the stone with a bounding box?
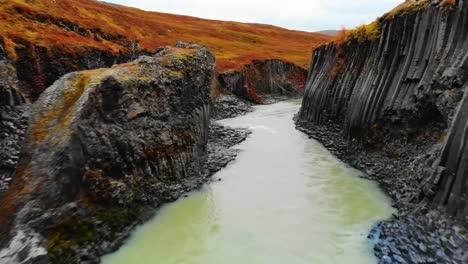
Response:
[0,43,216,263]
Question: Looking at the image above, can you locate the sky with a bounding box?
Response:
[104,0,405,32]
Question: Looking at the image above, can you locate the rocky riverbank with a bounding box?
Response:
[211,94,302,121]
[295,121,468,264]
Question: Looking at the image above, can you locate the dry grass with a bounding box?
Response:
[345,21,381,43]
[0,0,332,72]
[331,0,452,47]
[381,0,433,20]
[441,0,458,11]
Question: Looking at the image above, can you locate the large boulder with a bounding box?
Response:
[0,42,216,263]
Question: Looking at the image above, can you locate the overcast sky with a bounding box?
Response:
[104,0,404,32]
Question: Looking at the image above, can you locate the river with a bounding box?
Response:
[102,100,394,264]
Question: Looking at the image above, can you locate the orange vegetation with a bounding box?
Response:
[441,0,458,10]
[0,0,332,72]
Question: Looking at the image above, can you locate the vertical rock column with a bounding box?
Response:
[427,84,468,220]
[0,37,29,192]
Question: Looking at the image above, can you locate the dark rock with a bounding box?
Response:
[394,254,407,264]
[379,255,393,264]
[211,95,253,120]
[218,59,306,103]
[0,43,216,263]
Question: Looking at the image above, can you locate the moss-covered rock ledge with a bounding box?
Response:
[0,42,216,263]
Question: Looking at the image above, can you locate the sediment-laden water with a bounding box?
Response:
[102,100,394,264]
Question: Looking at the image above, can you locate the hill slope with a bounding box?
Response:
[0,0,331,72]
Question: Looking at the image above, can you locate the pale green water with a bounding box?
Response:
[102,101,394,264]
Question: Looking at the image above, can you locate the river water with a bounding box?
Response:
[102,100,394,264]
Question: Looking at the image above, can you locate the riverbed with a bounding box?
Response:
[102,100,394,264]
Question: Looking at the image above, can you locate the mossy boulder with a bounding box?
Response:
[0,42,216,263]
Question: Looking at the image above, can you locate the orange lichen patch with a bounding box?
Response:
[330,58,347,80]
[0,0,332,72]
[2,36,19,60]
[29,72,94,144]
[441,0,458,11]
[241,67,264,104]
[288,71,307,93]
[0,163,31,236]
[167,47,197,58]
[156,47,199,67]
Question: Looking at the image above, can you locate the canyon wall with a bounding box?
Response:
[0,39,29,192]
[0,43,215,263]
[0,38,24,106]
[218,59,306,103]
[297,0,468,219]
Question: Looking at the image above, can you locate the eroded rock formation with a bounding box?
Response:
[218,59,306,103]
[0,43,216,263]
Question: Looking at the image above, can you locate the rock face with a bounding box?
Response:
[297,1,468,262]
[298,0,468,218]
[428,90,468,219]
[218,59,306,103]
[0,38,24,106]
[12,37,140,103]
[0,43,216,263]
[0,38,29,194]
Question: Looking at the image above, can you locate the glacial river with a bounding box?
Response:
[102,100,394,264]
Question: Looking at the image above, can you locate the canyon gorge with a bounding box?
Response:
[0,0,468,263]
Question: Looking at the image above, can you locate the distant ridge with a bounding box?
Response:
[315,30,339,36]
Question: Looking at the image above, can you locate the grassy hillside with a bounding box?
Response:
[0,0,332,72]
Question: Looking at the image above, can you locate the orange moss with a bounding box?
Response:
[0,0,332,72]
[0,163,31,236]
[345,22,381,43]
[330,58,347,80]
[333,21,381,47]
[242,67,264,103]
[441,0,457,11]
[2,36,18,60]
[329,39,349,80]
[29,72,92,143]
[289,72,307,93]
